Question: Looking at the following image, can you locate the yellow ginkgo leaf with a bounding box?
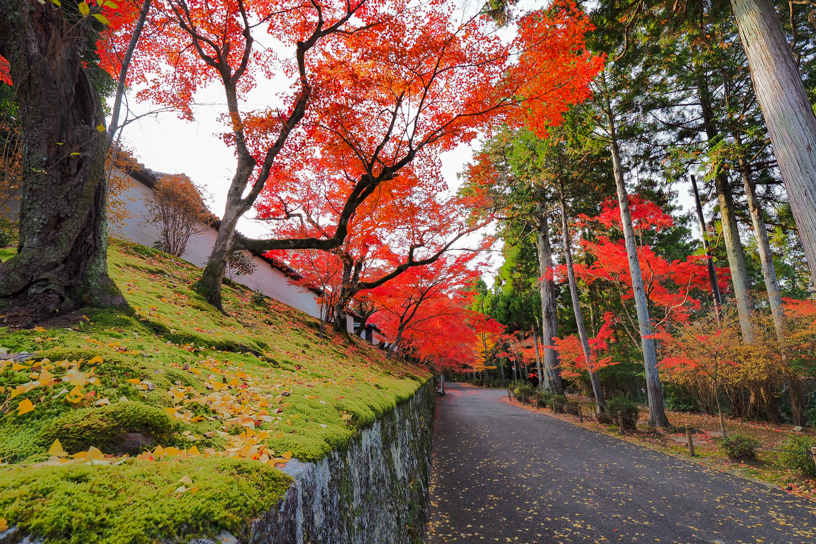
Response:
[49,439,68,458]
[17,399,34,415]
[78,1,89,16]
[87,446,103,460]
[88,356,103,365]
[177,475,193,485]
[0,519,7,532]
[188,446,201,457]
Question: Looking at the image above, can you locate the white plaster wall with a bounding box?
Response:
[110,172,322,319]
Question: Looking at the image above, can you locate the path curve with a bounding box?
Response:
[428,383,816,543]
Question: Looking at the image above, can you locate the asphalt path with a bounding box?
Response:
[427,383,816,544]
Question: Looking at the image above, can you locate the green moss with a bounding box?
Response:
[0,457,292,544]
[38,403,175,455]
[0,239,431,540]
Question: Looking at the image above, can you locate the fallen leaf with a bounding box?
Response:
[17,399,35,415]
[48,439,68,458]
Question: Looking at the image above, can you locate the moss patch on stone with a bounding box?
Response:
[37,402,176,455]
[0,457,291,544]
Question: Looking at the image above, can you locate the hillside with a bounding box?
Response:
[0,240,430,544]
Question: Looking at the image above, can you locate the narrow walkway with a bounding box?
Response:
[428,383,816,543]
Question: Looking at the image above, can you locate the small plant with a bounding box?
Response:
[534,391,551,408]
[226,250,257,280]
[778,435,816,477]
[719,434,759,459]
[0,218,18,247]
[565,402,581,416]
[551,394,568,413]
[514,384,535,403]
[606,396,639,429]
[251,286,267,306]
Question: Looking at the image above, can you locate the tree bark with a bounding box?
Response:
[602,85,669,427]
[730,0,816,289]
[697,76,755,341]
[0,1,126,316]
[559,189,605,413]
[534,203,564,394]
[532,325,547,392]
[740,163,806,425]
[690,175,723,318]
[715,171,756,342]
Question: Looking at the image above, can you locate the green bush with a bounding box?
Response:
[778,435,816,477]
[596,410,615,425]
[551,395,568,413]
[719,434,759,459]
[534,391,550,408]
[514,384,535,403]
[565,402,581,416]
[606,396,640,429]
[473,378,483,387]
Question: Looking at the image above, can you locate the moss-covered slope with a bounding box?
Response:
[0,240,430,543]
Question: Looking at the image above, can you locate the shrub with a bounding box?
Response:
[778,435,816,477]
[514,384,535,403]
[565,402,581,416]
[473,378,483,387]
[143,174,210,257]
[551,395,568,413]
[226,250,258,280]
[251,286,267,306]
[606,396,640,429]
[534,391,551,408]
[596,410,616,425]
[719,434,759,459]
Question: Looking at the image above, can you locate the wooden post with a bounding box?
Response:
[686,424,696,457]
[618,411,624,434]
[508,389,512,401]
[578,405,583,423]
[810,447,816,472]
[535,397,539,410]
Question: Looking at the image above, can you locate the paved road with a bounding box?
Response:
[427,383,816,543]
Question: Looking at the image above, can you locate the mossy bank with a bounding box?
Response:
[0,240,433,543]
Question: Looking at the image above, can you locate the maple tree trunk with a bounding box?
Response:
[534,203,564,395]
[0,1,126,317]
[740,166,806,425]
[559,192,605,413]
[197,166,251,310]
[730,0,816,289]
[603,93,669,427]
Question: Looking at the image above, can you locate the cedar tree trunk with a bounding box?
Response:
[730,0,816,289]
[534,203,564,394]
[602,85,669,427]
[559,190,605,413]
